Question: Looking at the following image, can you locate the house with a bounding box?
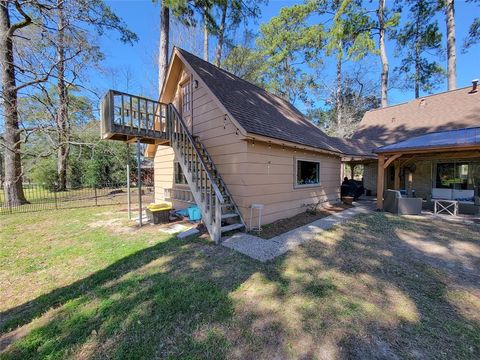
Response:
[100,47,479,242]
[345,82,480,214]
[101,47,349,242]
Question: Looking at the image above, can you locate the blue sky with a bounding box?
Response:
[96,0,480,108]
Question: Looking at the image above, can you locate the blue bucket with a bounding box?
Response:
[187,205,202,221]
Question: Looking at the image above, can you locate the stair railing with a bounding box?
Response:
[167,103,224,242]
[194,139,246,229]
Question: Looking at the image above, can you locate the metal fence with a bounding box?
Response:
[0,182,154,215]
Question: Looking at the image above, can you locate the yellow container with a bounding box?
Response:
[147,202,172,212]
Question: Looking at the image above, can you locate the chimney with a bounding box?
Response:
[471,79,478,93]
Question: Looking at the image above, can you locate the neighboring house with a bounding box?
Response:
[346,83,480,214]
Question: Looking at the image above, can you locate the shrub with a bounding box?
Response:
[31,158,58,191]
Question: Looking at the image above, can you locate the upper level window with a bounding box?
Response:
[296,159,320,186]
[181,82,191,114]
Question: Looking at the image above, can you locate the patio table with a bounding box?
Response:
[433,199,459,216]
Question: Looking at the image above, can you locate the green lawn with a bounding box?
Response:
[1,206,479,359]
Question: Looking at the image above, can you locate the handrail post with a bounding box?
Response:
[214,195,222,244]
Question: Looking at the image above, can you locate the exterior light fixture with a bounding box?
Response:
[193,80,199,88]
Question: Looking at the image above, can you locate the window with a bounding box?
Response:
[174,162,187,184]
[296,160,320,186]
[435,161,480,189]
[181,82,191,114]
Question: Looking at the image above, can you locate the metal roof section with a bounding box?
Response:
[375,127,480,153]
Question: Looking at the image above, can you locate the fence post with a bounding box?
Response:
[54,183,58,210]
[137,138,142,227]
[94,185,98,206]
[127,164,131,220]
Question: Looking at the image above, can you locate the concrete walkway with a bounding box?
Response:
[222,201,375,262]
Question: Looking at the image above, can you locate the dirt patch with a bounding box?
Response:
[250,203,353,239]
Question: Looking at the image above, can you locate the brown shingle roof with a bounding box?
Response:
[353,86,480,147]
[176,48,342,154]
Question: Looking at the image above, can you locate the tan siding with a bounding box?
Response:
[154,145,174,203]
[155,59,343,229]
[241,142,341,227]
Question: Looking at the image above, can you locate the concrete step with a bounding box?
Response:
[221,223,244,233]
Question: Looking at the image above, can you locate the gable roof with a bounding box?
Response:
[353,86,480,147]
[175,47,343,154]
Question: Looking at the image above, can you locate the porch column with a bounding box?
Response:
[377,155,385,210]
[349,164,355,180]
[394,161,400,190]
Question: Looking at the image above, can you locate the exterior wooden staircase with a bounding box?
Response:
[101,90,245,243]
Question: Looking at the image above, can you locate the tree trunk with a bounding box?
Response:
[378,0,389,107]
[445,0,456,90]
[335,53,342,133]
[203,8,209,61]
[158,0,169,95]
[0,1,28,206]
[56,0,69,191]
[414,42,420,98]
[214,2,227,67]
[414,12,420,99]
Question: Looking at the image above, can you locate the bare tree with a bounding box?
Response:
[56,0,69,190]
[158,0,169,94]
[1,0,42,205]
[203,7,209,61]
[445,0,456,90]
[214,1,226,66]
[378,0,389,107]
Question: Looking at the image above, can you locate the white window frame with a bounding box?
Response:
[181,81,191,114]
[294,158,321,188]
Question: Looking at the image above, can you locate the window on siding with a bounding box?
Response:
[181,82,191,114]
[174,162,187,184]
[296,160,320,186]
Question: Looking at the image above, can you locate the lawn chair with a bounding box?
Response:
[384,189,422,215]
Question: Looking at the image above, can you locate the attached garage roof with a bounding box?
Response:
[375,127,480,153]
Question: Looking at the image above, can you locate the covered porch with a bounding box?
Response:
[374,128,480,215]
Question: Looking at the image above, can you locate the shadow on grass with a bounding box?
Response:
[231,213,480,359]
[1,212,479,359]
[1,238,180,334]
[0,234,261,359]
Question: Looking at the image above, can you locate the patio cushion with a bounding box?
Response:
[432,188,452,200]
[452,189,474,202]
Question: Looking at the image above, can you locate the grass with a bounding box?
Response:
[1,206,479,359]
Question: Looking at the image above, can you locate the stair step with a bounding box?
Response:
[221,223,244,233]
[221,203,233,207]
[221,213,239,220]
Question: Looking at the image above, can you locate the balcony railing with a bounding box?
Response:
[101,90,169,144]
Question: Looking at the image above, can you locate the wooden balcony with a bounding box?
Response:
[101,90,169,144]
